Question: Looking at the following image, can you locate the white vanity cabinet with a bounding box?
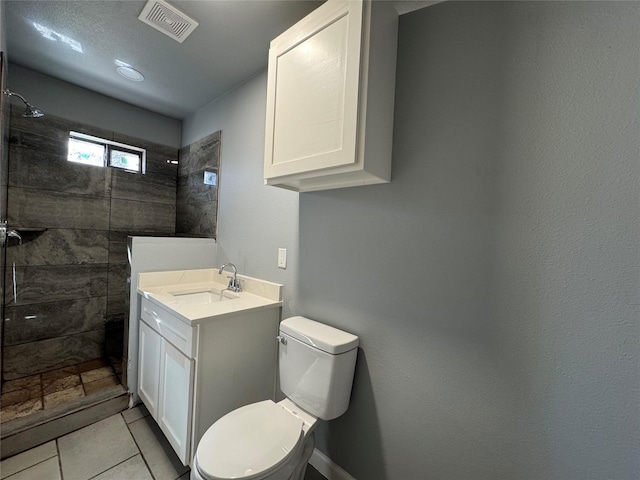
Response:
[263,0,398,192]
[138,320,162,419]
[138,298,195,464]
[137,289,281,467]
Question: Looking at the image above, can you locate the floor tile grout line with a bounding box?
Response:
[56,438,64,480]
[0,450,58,480]
[122,412,158,480]
[85,452,139,480]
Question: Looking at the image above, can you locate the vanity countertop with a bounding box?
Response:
[138,269,283,325]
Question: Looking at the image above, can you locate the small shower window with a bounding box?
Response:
[68,137,106,167]
[68,131,146,173]
[109,148,141,172]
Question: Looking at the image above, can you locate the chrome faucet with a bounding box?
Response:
[218,263,241,292]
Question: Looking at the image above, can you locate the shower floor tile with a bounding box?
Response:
[80,366,113,384]
[84,375,119,396]
[1,357,121,424]
[1,384,41,407]
[78,358,108,373]
[42,374,82,396]
[44,385,85,410]
[0,398,43,423]
[42,366,79,382]
[2,374,41,393]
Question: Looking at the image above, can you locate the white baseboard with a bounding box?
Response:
[309,448,356,480]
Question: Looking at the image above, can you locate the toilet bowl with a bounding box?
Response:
[192,316,358,480]
[191,399,317,480]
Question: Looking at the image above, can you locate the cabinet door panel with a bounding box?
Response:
[265,0,363,178]
[158,339,194,465]
[138,320,161,419]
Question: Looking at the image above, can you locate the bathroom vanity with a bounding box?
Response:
[136,269,283,466]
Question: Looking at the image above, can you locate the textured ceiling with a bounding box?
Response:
[5,0,439,120]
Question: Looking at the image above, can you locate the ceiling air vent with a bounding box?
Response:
[138,0,199,44]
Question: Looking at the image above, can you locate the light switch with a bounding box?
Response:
[278,248,287,269]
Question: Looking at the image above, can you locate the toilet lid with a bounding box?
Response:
[196,400,304,480]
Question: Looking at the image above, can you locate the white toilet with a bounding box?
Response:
[191,316,359,480]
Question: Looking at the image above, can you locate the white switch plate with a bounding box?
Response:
[278,248,287,269]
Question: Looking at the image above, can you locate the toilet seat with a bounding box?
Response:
[195,400,304,480]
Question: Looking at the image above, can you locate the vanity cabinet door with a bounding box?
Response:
[157,339,194,465]
[138,320,162,419]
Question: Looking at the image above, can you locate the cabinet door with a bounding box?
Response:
[264,0,364,179]
[157,339,194,465]
[138,320,162,419]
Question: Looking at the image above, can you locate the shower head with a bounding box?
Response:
[3,89,45,118]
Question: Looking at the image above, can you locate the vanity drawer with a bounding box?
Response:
[141,297,196,358]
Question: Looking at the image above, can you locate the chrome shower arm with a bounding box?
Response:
[3,89,45,118]
[3,89,29,105]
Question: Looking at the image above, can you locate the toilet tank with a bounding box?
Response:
[278,316,359,420]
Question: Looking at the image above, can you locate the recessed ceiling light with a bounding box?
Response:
[116,66,145,82]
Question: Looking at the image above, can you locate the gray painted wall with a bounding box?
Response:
[184,2,639,479]
[7,64,181,148]
[182,72,300,317]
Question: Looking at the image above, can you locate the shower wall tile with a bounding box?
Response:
[4,297,107,346]
[9,146,111,197]
[110,198,175,233]
[112,133,179,160]
[177,170,218,204]
[6,229,109,267]
[11,106,114,140]
[108,238,128,265]
[3,330,105,380]
[176,130,220,238]
[9,130,68,158]
[113,132,179,179]
[107,295,125,319]
[8,188,111,230]
[110,169,176,205]
[5,265,108,306]
[177,131,220,175]
[107,230,175,266]
[1,109,8,194]
[5,111,179,380]
[107,264,127,297]
[144,156,179,180]
[176,202,217,238]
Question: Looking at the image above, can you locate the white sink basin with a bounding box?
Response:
[169,289,237,304]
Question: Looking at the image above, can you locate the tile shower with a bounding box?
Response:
[1,105,220,429]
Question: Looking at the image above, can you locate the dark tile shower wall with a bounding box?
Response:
[0,56,10,381]
[176,130,220,238]
[3,107,178,380]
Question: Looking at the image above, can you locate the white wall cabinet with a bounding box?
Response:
[264,0,398,192]
[137,296,280,466]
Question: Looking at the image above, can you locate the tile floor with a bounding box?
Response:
[0,405,326,480]
[1,359,120,424]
